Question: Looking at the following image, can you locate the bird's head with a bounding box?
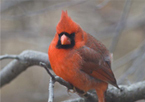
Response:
[56,10,84,49]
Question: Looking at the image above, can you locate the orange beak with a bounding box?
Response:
[61,34,71,45]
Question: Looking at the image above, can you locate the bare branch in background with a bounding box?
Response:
[134,52,145,82]
[109,0,132,53]
[118,55,142,84]
[98,14,145,40]
[117,39,145,84]
[96,0,110,9]
[113,40,145,69]
[1,0,86,20]
[1,50,145,102]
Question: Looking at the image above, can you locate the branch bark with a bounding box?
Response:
[0,50,50,87]
[48,78,55,102]
[64,81,145,102]
[0,50,145,102]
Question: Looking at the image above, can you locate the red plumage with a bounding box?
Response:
[48,11,119,102]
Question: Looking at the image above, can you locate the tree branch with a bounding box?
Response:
[105,81,145,102]
[0,55,19,60]
[0,50,50,87]
[109,0,132,53]
[0,50,145,102]
[40,62,55,80]
[48,78,55,102]
[64,81,145,102]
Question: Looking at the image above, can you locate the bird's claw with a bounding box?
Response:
[78,91,87,97]
[67,86,76,95]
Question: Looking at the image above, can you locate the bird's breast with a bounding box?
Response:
[49,47,80,78]
[48,46,101,91]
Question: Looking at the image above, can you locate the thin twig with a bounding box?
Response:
[39,62,55,102]
[40,62,55,80]
[39,62,73,90]
[55,76,73,90]
[0,54,19,60]
[48,78,55,102]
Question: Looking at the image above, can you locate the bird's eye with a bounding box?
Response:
[58,33,63,37]
[69,33,75,39]
[70,33,75,37]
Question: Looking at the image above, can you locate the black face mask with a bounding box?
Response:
[56,32,75,49]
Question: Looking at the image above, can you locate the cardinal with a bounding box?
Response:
[48,11,119,102]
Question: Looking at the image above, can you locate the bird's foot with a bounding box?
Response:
[67,87,76,95]
[78,91,87,97]
[67,87,87,97]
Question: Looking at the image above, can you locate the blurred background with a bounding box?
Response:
[1,0,145,102]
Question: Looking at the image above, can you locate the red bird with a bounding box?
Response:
[48,11,119,102]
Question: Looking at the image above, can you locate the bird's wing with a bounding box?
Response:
[77,46,119,88]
